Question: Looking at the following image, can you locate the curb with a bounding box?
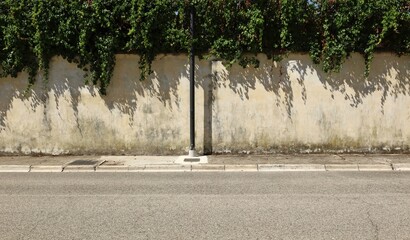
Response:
[143,164,191,172]
[0,165,30,172]
[63,167,95,172]
[0,163,409,173]
[358,164,392,171]
[325,164,359,171]
[392,163,410,171]
[30,165,63,172]
[191,164,225,172]
[96,165,130,172]
[258,164,326,172]
[225,164,258,172]
[128,165,146,172]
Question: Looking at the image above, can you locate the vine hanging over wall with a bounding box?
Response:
[0,0,409,94]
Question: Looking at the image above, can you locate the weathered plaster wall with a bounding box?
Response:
[211,53,410,153]
[0,55,210,154]
[0,53,409,154]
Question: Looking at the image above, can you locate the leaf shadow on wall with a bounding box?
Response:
[0,78,22,131]
[102,55,186,128]
[0,55,189,154]
[314,54,410,113]
[0,73,46,134]
[213,58,308,119]
[1,54,408,154]
[214,54,409,119]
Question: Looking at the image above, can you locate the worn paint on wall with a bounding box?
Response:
[0,53,409,154]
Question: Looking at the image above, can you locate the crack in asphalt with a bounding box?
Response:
[366,209,380,240]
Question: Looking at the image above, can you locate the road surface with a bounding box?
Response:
[1,172,409,239]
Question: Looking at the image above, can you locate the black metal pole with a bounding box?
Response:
[189,4,195,151]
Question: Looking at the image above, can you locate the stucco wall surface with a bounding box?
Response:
[0,53,409,155]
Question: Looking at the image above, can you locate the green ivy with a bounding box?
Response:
[0,0,409,94]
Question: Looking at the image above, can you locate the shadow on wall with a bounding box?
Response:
[0,55,186,129]
[0,72,45,132]
[0,53,409,154]
[214,53,409,118]
[0,61,99,141]
[0,77,21,130]
[0,55,202,155]
[314,54,410,112]
[214,55,310,118]
[0,55,187,156]
[102,55,185,126]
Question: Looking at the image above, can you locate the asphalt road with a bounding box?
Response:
[1,172,410,240]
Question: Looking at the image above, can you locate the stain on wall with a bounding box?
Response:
[0,53,409,155]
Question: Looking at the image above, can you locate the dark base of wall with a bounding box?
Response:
[0,146,409,156]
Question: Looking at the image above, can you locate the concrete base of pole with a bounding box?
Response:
[175,151,208,165]
[188,150,197,157]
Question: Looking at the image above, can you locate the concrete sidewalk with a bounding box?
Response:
[0,154,410,172]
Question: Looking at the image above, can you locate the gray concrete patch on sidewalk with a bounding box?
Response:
[358,164,392,171]
[143,164,191,172]
[0,165,30,172]
[325,164,359,171]
[225,164,258,172]
[175,156,208,165]
[258,164,325,171]
[392,163,410,171]
[63,159,105,172]
[191,164,225,172]
[30,165,63,172]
